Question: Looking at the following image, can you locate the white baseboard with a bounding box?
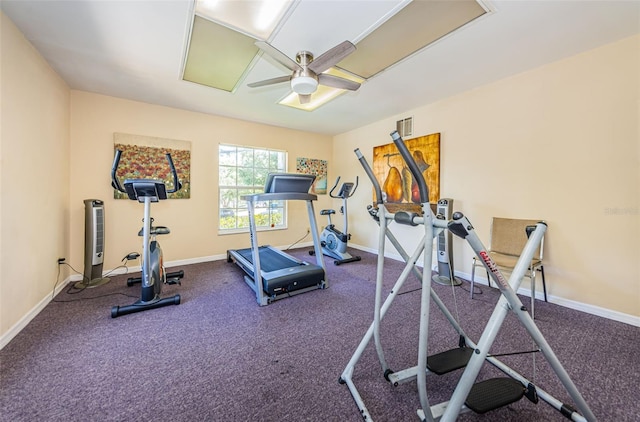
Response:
[140,246,640,328]
[0,276,73,350]
[165,253,228,268]
[3,245,637,350]
[349,243,377,255]
[73,254,232,282]
[543,296,640,327]
[0,255,232,350]
[59,246,640,331]
[452,269,640,327]
[350,242,640,328]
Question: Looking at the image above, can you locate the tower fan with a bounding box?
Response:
[75,199,110,288]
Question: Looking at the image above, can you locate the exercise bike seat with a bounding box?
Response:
[137,226,171,236]
[320,209,336,215]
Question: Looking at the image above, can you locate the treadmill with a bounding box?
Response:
[227,173,327,306]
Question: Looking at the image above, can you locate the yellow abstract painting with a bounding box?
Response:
[373,133,440,207]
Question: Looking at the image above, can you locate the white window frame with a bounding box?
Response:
[218,143,288,234]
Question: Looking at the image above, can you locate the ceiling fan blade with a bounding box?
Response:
[318,73,361,91]
[247,75,292,88]
[299,94,311,104]
[255,41,302,72]
[308,41,356,74]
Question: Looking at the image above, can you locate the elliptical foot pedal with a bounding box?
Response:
[426,347,473,375]
[465,378,526,414]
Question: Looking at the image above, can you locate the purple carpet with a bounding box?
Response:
[1,248,638,421]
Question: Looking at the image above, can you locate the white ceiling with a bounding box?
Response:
[2,0,639,136]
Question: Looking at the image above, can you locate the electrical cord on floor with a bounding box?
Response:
[457,281,483,296]
[51,261,87,300]
[52,261,138,303]
[397,287,421,296]
[398,279,479,297]
[285,229,310,250]
[61,261,99,295]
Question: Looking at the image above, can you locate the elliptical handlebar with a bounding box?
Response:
[111,149,182,194]
[354,148,383,205]
[390,130,429,203]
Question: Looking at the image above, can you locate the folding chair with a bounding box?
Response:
[471,217,547,315]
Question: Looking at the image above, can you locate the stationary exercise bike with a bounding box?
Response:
[110,149,184,318]
[310,176,361,265]
[124,220,184,288]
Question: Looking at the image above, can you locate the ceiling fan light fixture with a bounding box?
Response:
[290,76,318,95]
[279,67,365,111]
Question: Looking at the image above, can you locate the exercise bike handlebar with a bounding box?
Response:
[111,149,126,193]
[354,148,383,205]
[390,130,429,204]
[111,149,183,193]
[165,153,183,194]
[329,176,359,199]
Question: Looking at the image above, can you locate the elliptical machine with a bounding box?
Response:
[310,176,361,265]
[110,149,184,318]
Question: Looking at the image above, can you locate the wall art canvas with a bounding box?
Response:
[113,133,191,199]
[372,133,440,209]
[296,157,328,195]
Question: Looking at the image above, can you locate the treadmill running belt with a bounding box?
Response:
[235,246,302,273]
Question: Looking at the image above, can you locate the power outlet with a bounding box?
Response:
[57,258,65,264]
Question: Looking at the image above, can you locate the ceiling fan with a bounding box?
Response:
[248,40,361,104]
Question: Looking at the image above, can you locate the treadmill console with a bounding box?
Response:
[264,173,316,194]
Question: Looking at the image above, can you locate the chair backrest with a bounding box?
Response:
[490,217,545,259]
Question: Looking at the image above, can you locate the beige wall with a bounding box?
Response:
[1,12,70,336]
[2,11,638,345]
[335,34,640,318]
[70,92,333,272]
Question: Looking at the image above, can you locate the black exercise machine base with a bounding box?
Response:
[127,270,184,287]
[111,294,181,318]
[334,255,361,265]
[243,275,325,305]
[309,249,362,265]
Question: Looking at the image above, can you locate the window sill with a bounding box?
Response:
[218,225,288,236]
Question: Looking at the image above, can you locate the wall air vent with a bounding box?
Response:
[396,116,413,138]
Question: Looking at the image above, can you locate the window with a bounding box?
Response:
[218,144,287,233]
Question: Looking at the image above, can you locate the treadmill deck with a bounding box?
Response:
[228,246,325,296]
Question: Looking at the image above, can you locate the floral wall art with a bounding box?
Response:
[113,133,191,199]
